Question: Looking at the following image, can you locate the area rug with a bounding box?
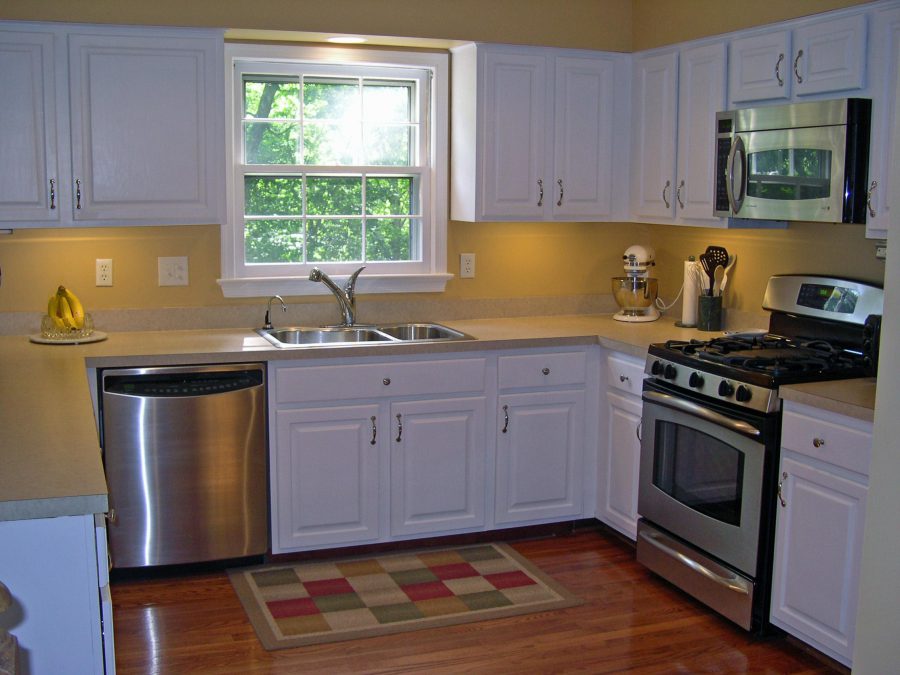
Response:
[229,542,581,650]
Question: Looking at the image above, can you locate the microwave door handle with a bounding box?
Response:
[643,389,761,438]
[726,135,747,215]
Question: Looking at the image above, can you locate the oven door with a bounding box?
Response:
[638,383,770,577]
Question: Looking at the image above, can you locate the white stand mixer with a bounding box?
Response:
[612,245,660,322]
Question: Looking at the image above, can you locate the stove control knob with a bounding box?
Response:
[651,360,664,375]
[688,372,704,389]
[664,364,678,380]
[718,380,735,397]
[735,385,753,403]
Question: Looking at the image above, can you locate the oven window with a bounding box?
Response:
[746,148,832,201]
[652,420,745,526]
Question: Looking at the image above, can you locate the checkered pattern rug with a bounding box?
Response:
[229,543,581,650]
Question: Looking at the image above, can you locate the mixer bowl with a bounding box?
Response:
[612,276,659,314]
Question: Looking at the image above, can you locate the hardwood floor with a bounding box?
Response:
[111,526,845,674]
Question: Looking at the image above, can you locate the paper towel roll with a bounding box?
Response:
[681,260,699,327]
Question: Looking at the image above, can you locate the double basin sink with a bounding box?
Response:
[257,322,474,348]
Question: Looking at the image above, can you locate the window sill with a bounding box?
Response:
[218,273,453,298]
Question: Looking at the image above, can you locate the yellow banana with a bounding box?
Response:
[47,294,65,329]
[58,286,85,330]
[57,294,77,329]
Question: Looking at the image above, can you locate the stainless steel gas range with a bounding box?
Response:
[636,275,883,632]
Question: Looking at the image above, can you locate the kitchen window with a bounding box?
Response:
[220,44,449,298]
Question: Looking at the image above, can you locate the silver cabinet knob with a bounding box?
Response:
[541,367,550,375]
[813,437,825,448]
[383,377,391,386]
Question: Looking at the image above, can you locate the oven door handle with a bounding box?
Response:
[643,390,761,438]
[639,528,751,595]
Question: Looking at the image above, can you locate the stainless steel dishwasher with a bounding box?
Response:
[100,363,267,568]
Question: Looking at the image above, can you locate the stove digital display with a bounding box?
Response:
[797,283,859,313]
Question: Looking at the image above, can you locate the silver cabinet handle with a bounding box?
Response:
[778,471,787,507]
[395,413,403,442]
[370,416,377,446]
[813,437,825,448]
[556,178,564,207]
[502,404,509,433]
[676,179,685,210]
[537,178,544,207]
[867,180,878,218]
[75,178,82,209]
[636,418,642,442]
[775,53,785,86]
[662,180,671,209]
[541,367,550,375]
[49,178,56,210]
[793,49,804,84]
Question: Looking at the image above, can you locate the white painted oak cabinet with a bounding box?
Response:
[450,43,629,222]
[770,400,872,667]
[630,41,727,226]
[270,355,489,552]
[597,352,645,540]
[0,22,223,228]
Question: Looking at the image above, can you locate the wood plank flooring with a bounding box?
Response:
[111,526,846,674]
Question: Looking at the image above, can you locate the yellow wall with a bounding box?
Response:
[0,0,884,317]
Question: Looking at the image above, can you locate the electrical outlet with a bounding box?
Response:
[460,253,475,278]
[158,256,189,286]
[95,259,113,286]
[875,244,887,260]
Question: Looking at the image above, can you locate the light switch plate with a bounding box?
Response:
[158,256,189,286]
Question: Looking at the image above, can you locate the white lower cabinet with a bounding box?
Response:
[771,401,872,667]
[494,350,587,524]
[597,352,645,539]
[0,514,112,674]
[270,355,489,553]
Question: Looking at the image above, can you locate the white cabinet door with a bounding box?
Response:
[729,30,792,103]
[0,29,60,223]
[792,14,867,97]
[631,51,678,219]
[390,396,487,536]
[552,55,615,219]
[480,49,548,220]
[272,404,382,551]
[601,391,642,540]
[770,456,868,666]
[729,14,866,104]
[675,42,726,224]
[495,389,585,524]
[866,6,900,239]
[67,31,222,224]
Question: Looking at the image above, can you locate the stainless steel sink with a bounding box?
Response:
[256,322,473,348]
[376,323,469,341]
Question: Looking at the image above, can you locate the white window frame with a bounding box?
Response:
[219,43,450,298]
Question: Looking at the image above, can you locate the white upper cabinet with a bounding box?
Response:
[0,29,60,224]
[631,41,726,226]
[729,14,867,104]
[451,43,629,222]
[866,5,900,239]
[0,22,223,228]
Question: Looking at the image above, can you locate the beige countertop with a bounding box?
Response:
[0,312,876,521]
[780,378,877,423]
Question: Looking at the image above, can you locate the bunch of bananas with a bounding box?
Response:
[47,285,86,330]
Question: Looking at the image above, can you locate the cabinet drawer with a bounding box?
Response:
[498,351,586,389]
[275,358,487,404]
[607,353,645,396]
[781,407,872,476]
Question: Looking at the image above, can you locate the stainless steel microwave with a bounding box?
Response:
[714,98,871,224]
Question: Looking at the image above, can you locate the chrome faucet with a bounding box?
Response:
[263,295,287,329]
[308,266,365,326]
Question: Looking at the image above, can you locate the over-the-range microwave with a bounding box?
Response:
[714,98,871,224]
